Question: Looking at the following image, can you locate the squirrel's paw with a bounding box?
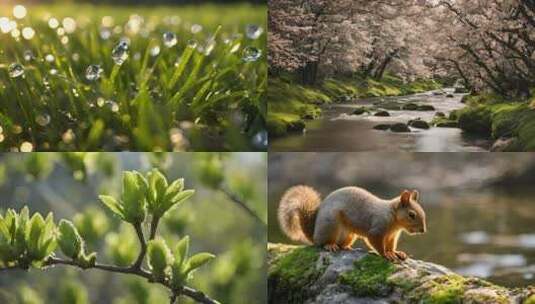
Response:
[323,244,340,252]
[395,251,408,260]
[384,251,401,263]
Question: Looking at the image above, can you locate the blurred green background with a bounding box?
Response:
[269,153,535,288]
[0,152,267,304]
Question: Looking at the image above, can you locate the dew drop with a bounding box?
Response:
[230,43,241,54]
[245,24,263,40]
[106,100,119,112]
[48,18,59,29]
[97,97,105,107]
[23,50,33,61]
[187,39,197,48]
[45,54,55,63]
[72,53,80,61]
[62,129,75,143]
[8,63,24,78]
[150,45,161,56]
[20,141,33,152]
[162,31,177,48]
[191,24,202,34]
[22,27,35,40]
[85,64,103,81]
[252,130,268,149]
[49,69,58,75]
[100,27,111,40]
[112,41,129,65]
[36,114,51,126]
[13,5,27,20]
[242,46,262,62]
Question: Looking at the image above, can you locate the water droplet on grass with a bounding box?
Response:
[85,64,103,81]
[191,24,202,34]
[45,54,55,62]
[62,129,75,143]
[8,63,24,78]
[106,100,119,112]
[97,97,105,107]
[163,31,177,48]
[23,50,33,61]
[245,24,263,39]
[100,27,111,40]
[242,46,262,62]
[112,41,129,65]
[230,43,241,53]
[72,53,80,61]
[49,69,58,75]
[36,114,51,126]
[20,141,33,152]
[150,45,161,56]
[48,18,59,29]
[252,130,268,149]
[22,27,35,40]
[187,39,197,48]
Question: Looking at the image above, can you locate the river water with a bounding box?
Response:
[271,88,492,152]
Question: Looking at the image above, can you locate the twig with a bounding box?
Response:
[149,216,160,241]
[219,185,265,226]
[132,222,147,269]
[0,257,221,304]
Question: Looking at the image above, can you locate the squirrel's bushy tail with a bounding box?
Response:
[277,185,321,244]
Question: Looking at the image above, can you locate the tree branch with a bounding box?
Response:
[219,185,265,226]
[0,257,221,304]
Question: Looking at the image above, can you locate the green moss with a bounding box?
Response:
[267,112,305,137]
[408,274,466,304]
[457,106,493,136]
[269,246,326,303]
[339,254,396,297]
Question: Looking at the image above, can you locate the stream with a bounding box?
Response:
[271,88,492,152]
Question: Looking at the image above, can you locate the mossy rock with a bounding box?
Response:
[268,243,527,304]
[373,124,392,131]
[454,87,469,93]
[435,112,446,118]
[374,111,391,117]
[446,94,455,98]
[417,105,436,111]
[391,123,411,133]
[402,103,419,110]
[409,120,430,130]
[267,113,306,137]
[352,107,370,115]
[457,106,492,136]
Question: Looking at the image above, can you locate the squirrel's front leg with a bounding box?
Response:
[367,236,398,262]
[386,232,407,261]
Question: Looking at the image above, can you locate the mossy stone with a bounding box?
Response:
[391,123,411,132]
[402,103,419,110]
[339,255,396,297]
[409,120,430,129]
[373,124,392,131]
[374,111,391,117]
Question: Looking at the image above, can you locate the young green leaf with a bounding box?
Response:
[98,195,125,220]
[186,253,215,273]
[58,220,83,259]
[121,171,148,224]
[174,235,189,268]
[147,239,173,281]
[146,169,169,214]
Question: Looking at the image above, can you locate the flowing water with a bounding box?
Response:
[271,88,492,152]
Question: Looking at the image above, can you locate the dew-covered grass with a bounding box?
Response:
[0,3,266,151]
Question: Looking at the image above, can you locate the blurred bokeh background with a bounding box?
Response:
[269,153,535,288]
[0,152,267,304]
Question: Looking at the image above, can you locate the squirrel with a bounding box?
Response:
[278,185,426,262]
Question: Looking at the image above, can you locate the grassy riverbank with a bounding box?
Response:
[268,74,440,137]
[451,93,535,151]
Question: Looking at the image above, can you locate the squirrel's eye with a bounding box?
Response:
[408,211,416,220]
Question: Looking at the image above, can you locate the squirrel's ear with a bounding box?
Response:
[400,190,411,207]
[411,190,419,201]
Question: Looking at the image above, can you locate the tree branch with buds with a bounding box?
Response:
[0,169,219,304]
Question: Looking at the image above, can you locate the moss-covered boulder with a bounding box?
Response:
[374,111,391,117]
[268,243,533,304]
[373,124,392,131]
[402,103,419,111]
[417,105,436,111]
[391,123,411,133]
[352,107,370,115]
[409,120,430,130]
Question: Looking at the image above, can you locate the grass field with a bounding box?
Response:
[0,3,266,151]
